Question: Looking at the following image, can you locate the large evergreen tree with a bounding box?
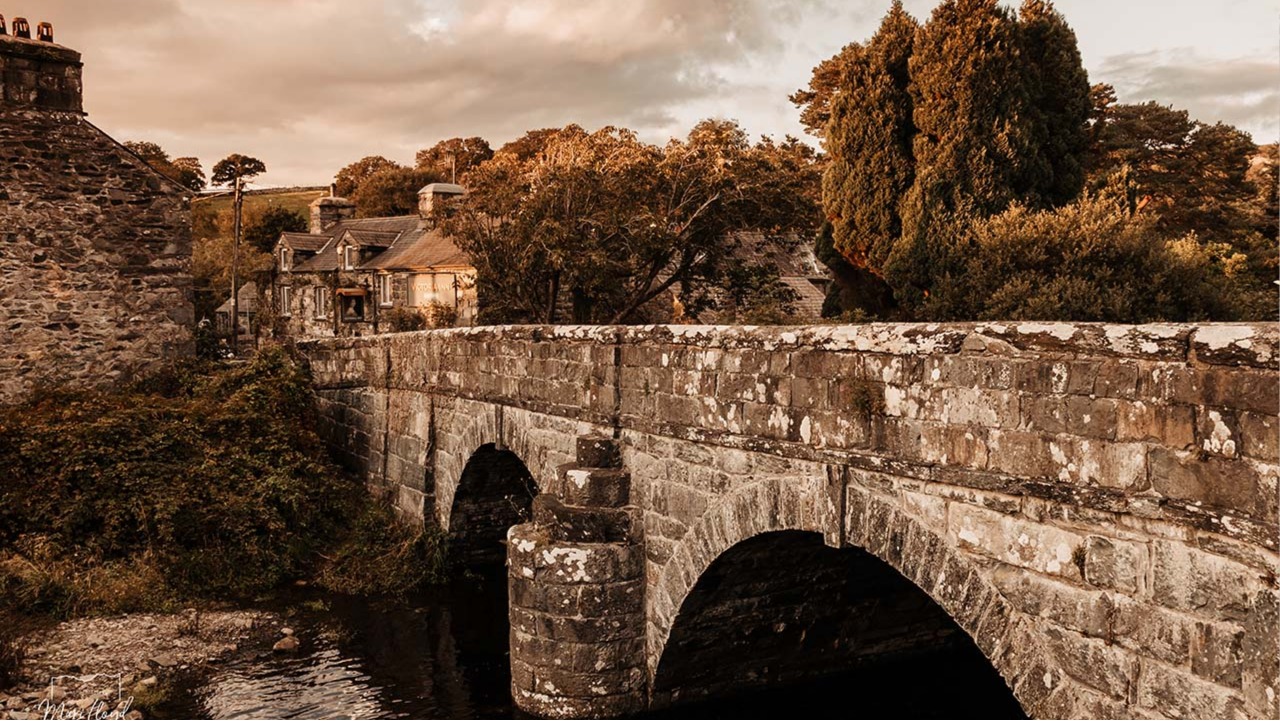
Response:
[884,0,1085,313]
[822,1,918,276]
[1019,0,1092,207]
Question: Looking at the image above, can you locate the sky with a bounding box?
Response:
[17,0,1280,187]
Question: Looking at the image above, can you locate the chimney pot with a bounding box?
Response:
[12,17,28,38]
[0,15,7,36]
[37,21,52,42]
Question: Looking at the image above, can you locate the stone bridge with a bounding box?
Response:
[300,322,1278,719]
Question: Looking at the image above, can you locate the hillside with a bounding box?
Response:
[192,187,327,240]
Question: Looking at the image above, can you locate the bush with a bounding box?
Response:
[922,191,1270,322]
[316,504,448,597]
[382,306,428,332]
[0,346,446,618]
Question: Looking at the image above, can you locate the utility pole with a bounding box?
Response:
[230,174,243,355]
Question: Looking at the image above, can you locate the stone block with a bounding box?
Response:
[1241,589,1279,718]
[1191,621,1244,689]
[1082,535,1145,595]
[1150,541,1255,621]
[1135,658,1247,719]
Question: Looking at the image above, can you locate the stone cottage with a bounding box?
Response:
[0,18,193,403]
[272,183,477,339]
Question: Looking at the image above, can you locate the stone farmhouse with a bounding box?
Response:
[271,183,477,338]
[272,182,833,338]
[0,17,193,403]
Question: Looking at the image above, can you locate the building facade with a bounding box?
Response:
[272,184,477,339]
[0,18,193,403]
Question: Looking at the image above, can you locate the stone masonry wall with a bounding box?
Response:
[0,34,192,403]
[301,322,1279,719]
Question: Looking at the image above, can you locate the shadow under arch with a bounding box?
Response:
[650,530,1025,718]
[649,477,1055,718]
[447,443,538,570]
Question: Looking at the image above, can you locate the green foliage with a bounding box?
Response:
[822,1,917,273]
[415,137,493,181]
[446,121,821,325]
[211,154,267,187]
[0,614,24,688]
[123,141,206,192]
[382,306,428,332]
[351,166,443,218]
[0,349,444,619]
[245,206,308,254]
[924,189,1261,322]
[1019,0,1092,206]
[334,156,400,198]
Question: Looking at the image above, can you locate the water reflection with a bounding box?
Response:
[166,569,515,720]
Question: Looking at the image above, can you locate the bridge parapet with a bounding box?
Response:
[300,322,1279,719]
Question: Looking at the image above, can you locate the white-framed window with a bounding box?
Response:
[313,286,329,319]
[279,247,290,272]
[378,274,394,306]
[343,246,356,270]
[279,285,292,317]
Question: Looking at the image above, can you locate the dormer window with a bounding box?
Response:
[343,246,356,270]
[279,247,290,272]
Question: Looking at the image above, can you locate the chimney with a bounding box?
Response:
[309,194,355,234]
[417,182,464,222]
[0,18,83,113]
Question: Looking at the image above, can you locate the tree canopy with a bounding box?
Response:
[123,141,207,191]
[245,206,308,253]
[211,154,267,187]
[334,155,399,198]
[442,121,821,324]
[415,137,493,182]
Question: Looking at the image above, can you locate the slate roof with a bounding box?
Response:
[285,215,470,273]
[278,232,328,252]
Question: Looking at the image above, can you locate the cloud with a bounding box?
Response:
[18,0,821,185]
[1098,49,1280,140]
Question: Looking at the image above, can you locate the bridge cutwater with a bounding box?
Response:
[300,322,1279,720]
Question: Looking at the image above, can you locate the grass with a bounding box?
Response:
[192,188,326,229]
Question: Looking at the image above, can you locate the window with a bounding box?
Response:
[279,247,290,272]
[343,246,356,270]
[279,285,292,317]
[378,274,394,306]
[313,286,329,319]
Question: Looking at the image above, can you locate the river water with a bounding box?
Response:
[158,568,1024,720]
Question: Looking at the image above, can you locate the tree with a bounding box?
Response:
[211,154,267,187]
[123,141,206,191]
[790,43,862,139]
[1019,0,1092,206]
[933,186,1259,322]
[415,137,493,182]
[496,128,561,162]
[442,122,820,325]
[1087,102,1258,241]
[334,155,400,197]
[884,0,1083,311]
[171,157,207,192]
[822,1,918,275]
[245,206,308,253]
[350,166,443,218]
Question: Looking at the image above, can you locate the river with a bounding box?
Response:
[156,567,1025,720]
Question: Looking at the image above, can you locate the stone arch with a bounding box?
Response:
[648,476,1069,718]
[447,443,538,569]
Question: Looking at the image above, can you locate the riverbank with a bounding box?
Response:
[0,609,282,720]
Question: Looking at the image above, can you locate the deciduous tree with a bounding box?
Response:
[334,155,400,197]
[415,137,493,182]
[443,122,820,325]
